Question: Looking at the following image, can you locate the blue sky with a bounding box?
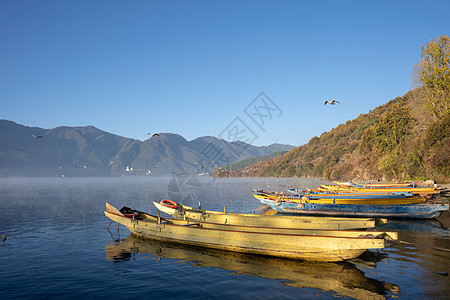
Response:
[1,1,449,147]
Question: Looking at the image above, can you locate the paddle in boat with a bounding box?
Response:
[104,203,397,262]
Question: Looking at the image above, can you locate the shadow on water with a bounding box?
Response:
[105,234,400,299]
[376,218,447,235]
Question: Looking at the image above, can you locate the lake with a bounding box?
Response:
[0,177,449,299]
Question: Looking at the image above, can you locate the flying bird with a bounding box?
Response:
[148,133,160,137]
[324,99,340,105]
[31,134,43,139]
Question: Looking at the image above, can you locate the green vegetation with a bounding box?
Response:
[219,36,450,183]
[360,104,413,153]
[415,35,450,120]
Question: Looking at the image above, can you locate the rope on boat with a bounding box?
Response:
[106,220,113,229]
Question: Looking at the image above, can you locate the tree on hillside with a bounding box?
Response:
[360,104,413,154]
[415,35,450,120]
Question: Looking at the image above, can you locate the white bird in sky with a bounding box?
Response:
[324,99,340,105]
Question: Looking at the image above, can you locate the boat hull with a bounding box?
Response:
[319,185,440,195]
[253,192,425,205]
[104,206,394,262]
[335,181,414,187]
[259,198,449,219]
[153,201,382,230]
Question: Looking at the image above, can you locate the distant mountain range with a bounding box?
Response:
[0,120,294,177]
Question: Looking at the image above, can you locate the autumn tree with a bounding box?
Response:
[360,104,413,154]
[415,35,450,120]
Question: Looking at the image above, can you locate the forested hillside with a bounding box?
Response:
[216,36,450,182]
[217,88,449,182]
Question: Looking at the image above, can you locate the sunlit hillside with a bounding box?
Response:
[216,87,450,183]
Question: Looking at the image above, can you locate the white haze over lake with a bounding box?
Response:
[0,176,330,218]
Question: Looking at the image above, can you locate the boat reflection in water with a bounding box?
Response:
[377,218,447,235]
[105,234,400,299]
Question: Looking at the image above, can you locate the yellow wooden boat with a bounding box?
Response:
[319,184,440,196]
[292,196,426,205]
[153,201,386,230]
[333,181,413,188]
[253,190,426,205]
[105,203,397,262]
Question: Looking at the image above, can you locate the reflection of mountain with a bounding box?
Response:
[105,234,399,299]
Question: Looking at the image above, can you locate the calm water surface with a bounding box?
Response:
[0,177,449,299]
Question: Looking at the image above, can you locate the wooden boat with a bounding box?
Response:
[288,188,419,199]
[259,189,415,199]
[257,197,449,219]
[319,184,441,196]
[104,203,397,262]
[334,181,413,188]
[253,189,426,205]
[153,200,385,230]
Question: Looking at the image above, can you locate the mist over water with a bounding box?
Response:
[0,177,449,299]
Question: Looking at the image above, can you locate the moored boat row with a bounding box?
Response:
[334,181,414,188]
[257,197,449,219]
[253,189,427,205]
[319,182,441,196]
[103,180,448,263]
[105,202,397,262]
[252,181,448,219]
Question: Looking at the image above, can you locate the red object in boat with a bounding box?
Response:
[160,199,179,209]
